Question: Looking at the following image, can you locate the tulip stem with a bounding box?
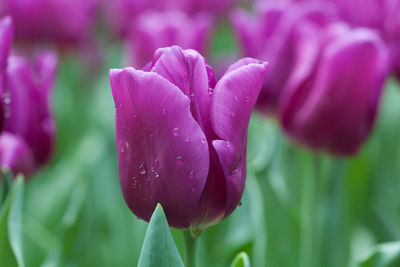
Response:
[299,155,320,267]
[183,230,198,267]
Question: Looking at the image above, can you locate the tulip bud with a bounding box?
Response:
[127,10,213,68]
[0,0,97,46]
[280,24,389,155]
[4,52,57,171]
[110,46,267,229]
[231,0,336,114]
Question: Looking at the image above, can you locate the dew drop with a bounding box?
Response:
[201,138,206,144]
[120,146,125,153]
[208,88,213,96]
[161,108,167,115]
[172,128,179,136]
[139,163,146,175]
[188,170,195,179]
[4,97,11,104]
[133,114,137,119]
[191,187,197,193]
[225,141,231,148]
[155,172,160,178]
[190,93,195,99]
[175,156,183,166]
[185,137,190,142]
[234,95,238,101]
[118,103,123,108]
[245,96,250,102]
[125,141,129,148]
[151,166,155,173]
[154,159,159,166]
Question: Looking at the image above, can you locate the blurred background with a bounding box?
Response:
[0,0,400,266]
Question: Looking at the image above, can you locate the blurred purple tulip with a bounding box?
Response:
[0,0,98,46]
[3,52,57,171]
[102,0,232,37]
[126,10,213,68]
[279,24,388,155]
[110,46,267,229]
[231,0,336,114]
[325,0,400,79]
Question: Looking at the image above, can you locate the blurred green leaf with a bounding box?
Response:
[0,176,25,267]
[138,204,184,267]
[230,252,250,267]
[359,242,400,267]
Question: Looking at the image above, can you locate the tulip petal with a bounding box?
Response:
[211,60,267,217]
[5,55,55,167]
[0,132,35,176]
[150,46,214,138]
[110,67,209,228]
[282,28,388,155]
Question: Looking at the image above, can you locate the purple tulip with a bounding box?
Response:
[0,16,13,132]
[102,0,232,37]
[0,0,98,46]
[231,0,336,114]
[280,24,389,155]
[110,46,267,228]
[3,51,58,173]
[324,0,400,79]
[126,10,213,68]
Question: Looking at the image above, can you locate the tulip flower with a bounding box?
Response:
[110,46,267,229]
[324,0,400,79]
[0,0,98,46]
[126,10,213,68]
[3,52,58,171]
[231,0,336,114]
[280,24,389,155]
[102,0,232,37]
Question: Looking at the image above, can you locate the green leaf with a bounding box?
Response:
[230,252,250,267]
[0,175,25,267]
[138,204,184,267]
[359,241,400,267]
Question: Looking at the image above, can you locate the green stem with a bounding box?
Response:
[183,230,198,267]
[299,155,320,267]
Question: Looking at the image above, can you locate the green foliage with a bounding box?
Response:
[230,252,250,267]
[138,204,184,267]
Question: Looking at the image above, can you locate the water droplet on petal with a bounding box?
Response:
[161,108,167,115]
[225,141,231,148]
[119,103,123,108]
[245,96,250,102]
[201,138,206,144]
[234,95,238,101]
[154,159,159,166]
[151,166,155,173]
[172,128,179,136]
[208,88,213,96]
[185,137,190,142]
[175,156,183,165]
[188,170,195,179]
[190,93,195,100]
[125,141,129,148]
[139,163,146,175]
[155,172,160,178]
[192,187,197,193]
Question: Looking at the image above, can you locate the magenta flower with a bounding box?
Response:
[280,24,389,155]
[325,0,400,79]
[126,10,213,68]
[231,1,336,114]
[0,0,98,46]
[102,0,232,37]
[110,46,267,228]
[3,52,58,173]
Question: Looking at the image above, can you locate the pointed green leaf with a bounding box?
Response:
[359,241,400,267]
[0,175,25,267]
[230,252,250,267]
[138,204,184,267]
